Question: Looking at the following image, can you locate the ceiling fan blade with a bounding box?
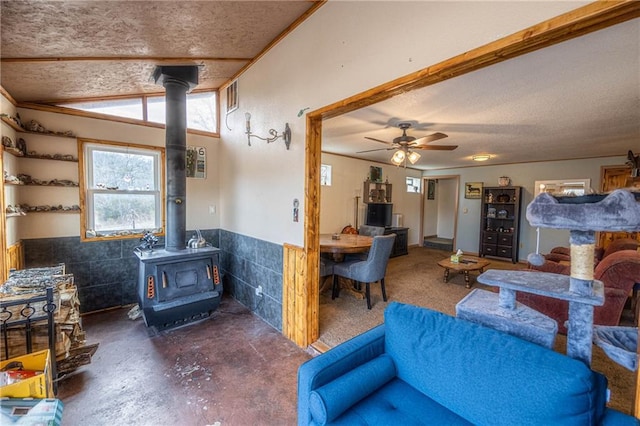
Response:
[412,132,448,146]
[364,136,393,145]
[357,147,396,153]
[412,145,458,151]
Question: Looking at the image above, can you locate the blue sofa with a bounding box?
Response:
[298,302,638,425]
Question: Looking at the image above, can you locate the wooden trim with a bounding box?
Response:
[0,147,6,281]
[282,243,310,346]
[295,1,640,352]
[16,103,220,138]
[312,0,640,121]
[636,326,640,419]
[220,1,327,91]
[5,241,24,273]
[0,85,18,106]
[77,138,166,243]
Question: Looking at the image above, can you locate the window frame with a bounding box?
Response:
[78,138,165,241]
[57,90,219,136]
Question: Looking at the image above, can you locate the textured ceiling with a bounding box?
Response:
[1,2,638,172]
[0,0,320,102]
[322,18,640,170]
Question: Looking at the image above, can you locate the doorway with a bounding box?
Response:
[422,176,459,252]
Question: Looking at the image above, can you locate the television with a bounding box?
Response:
[366,203,393,228]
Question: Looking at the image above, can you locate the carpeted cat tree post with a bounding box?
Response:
[457,189,640,365]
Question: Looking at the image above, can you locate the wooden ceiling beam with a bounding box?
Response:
[313,0,640,121]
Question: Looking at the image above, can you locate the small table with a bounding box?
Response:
[320,234,373,262]
[437,256,491,289]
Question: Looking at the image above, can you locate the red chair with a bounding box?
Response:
[520,250,640,334]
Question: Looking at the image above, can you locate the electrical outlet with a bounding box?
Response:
[255,285,263,297]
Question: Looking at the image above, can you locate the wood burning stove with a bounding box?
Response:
[135,65,222,330]
[135,247,221,330]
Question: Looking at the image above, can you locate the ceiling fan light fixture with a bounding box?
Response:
[472,154,491,162]
[408,151,421,164]
[391,150,406,165]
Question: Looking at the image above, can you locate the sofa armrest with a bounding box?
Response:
[297,324,385,426]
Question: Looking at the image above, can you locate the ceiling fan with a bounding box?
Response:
[358,122,457,166]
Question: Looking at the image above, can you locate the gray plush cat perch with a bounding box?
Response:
[457,189,640,365]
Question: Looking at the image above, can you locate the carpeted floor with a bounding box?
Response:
[318,246,637,416]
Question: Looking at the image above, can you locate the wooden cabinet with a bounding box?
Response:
[363,180,392,203]
[478,186,521,263]
[385,227,408,257]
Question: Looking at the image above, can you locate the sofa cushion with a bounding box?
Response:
[329,378,473,425]
[309,354,396,425]
[384,302,608,426]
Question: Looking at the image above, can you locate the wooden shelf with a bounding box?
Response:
[1,116,77,139]
[24,153,78,162]
[4,181,79,187]
[2,146,25,157]
[3,146,78,163]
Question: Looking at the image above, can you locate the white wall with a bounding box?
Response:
[4,106,219,239]
[424,156,628,260]
[219,1,586,246]
[320,153,422,245]
[436,178,457,239]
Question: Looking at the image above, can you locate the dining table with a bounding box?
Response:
[319,233,374,299]
[320,233,373,262]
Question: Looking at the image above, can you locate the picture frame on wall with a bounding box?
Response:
[465,182,483,199]
[369,166,383,183]
[427,179,436,200]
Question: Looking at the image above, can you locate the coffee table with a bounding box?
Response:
[437,256,491,288]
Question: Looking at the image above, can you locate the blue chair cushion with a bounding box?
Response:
[309,354,396,425]
[384,302,609,426]
[328,378,473,425]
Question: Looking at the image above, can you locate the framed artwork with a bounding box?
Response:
[465,182,483,199]
[369,166,383,182]
[186,146,206,179]
[427,179,436,200]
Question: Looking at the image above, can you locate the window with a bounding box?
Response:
[406,177,421,193]
[60,91,218,133]
[321,164,332,186]
[80,140,164,239]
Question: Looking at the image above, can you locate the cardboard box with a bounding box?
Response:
[0,350,53,398]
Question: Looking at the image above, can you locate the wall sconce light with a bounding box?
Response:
[472,154,491,162]
[245,112,291,149]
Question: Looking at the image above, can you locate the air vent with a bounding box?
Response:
[226,80,238,113]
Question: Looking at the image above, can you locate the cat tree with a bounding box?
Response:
[457,189,640,365]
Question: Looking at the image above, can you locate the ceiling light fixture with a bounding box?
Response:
[390,148,421,167]
[245,112,291,149]
[472,154,491,162]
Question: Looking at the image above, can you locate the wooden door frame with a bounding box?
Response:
[287,1,640,348]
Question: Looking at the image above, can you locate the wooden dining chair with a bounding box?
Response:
[332,234,396,309]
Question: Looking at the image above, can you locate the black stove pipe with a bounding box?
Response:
[153,66,199,251]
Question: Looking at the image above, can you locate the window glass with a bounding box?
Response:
[59,91,218,133]
[63,98,143,120]
[406,177,421,193]
[82,141,163,239]
[147,92,217,132]
[321,164,332,186]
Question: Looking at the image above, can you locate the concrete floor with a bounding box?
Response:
[57,297,312,425]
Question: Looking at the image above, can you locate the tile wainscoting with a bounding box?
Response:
[21,229,284,331]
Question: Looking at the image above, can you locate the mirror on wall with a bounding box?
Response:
[534,179,591,197]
